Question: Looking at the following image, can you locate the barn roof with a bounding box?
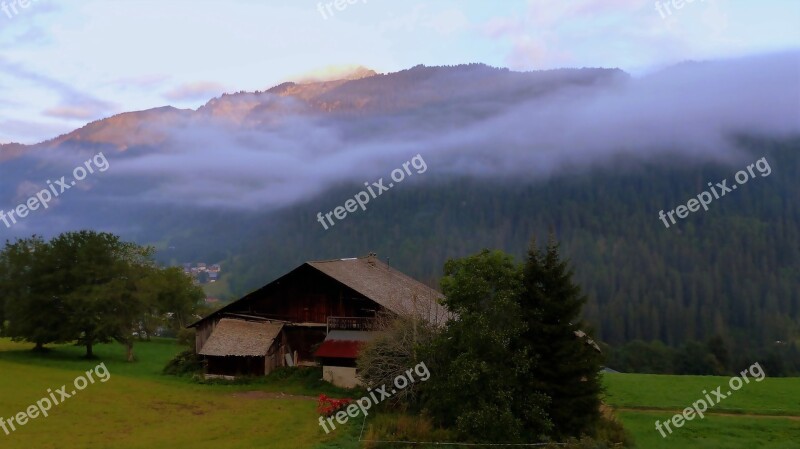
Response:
[198,318,284,357]
[314,330,380,359]
[189,254,450,328]
[307,256,449,324]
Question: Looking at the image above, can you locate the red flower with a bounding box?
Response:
[317,394,353,416]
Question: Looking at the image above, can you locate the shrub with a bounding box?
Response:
[357,313,438,409]
[594,406,634,447]
[361,413,455,449]
[163,349,204,376]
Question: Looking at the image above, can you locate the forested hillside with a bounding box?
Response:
[1,58,796,368]
[213,137,799,357]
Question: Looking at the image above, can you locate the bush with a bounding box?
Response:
[362,413,455,448]
[358,409,632,448]
[163,349,204,376]
[357,313,438,408]
[594,407,634,448]
[542,406,633,448]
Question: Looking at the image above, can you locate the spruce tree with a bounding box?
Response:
[521,235,603,439]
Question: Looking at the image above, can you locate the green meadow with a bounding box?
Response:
[604,373,800,449]
[0,339,358,449]
[0,339,797,448]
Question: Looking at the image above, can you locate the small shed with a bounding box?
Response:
[198,318,286,377]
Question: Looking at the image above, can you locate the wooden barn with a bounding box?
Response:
[189,253,448,384]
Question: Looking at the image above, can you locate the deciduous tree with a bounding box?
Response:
[420,250,552,442]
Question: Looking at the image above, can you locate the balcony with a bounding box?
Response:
[326,316,378,332]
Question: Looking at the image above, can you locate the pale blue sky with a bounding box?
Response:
[0,0,797,144]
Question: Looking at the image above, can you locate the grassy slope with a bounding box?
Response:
[604,372,800,415]
[617,411,799,449]
[0,339,360,449]
[1,340,798,448]
[604,373,800,449]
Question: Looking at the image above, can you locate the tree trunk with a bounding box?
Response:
[33,341,45,352]
[86,342,94,359]
[125,342,135,362]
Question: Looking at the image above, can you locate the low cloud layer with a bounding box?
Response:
[15,51,800,214]
[163,81,227,102]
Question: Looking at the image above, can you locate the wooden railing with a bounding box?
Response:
[327,316,377,332]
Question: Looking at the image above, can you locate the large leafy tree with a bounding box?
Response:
[420,250,552,442]
[130,265,204,353]
[149,267,205,332]
[47,231,154,358]
[521,236,603,439]
[0,236,72,350]
[1,231,201,360]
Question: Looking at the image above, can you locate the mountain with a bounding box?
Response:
[0,55,798,358]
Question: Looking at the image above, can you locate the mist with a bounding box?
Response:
[10,51,800,214]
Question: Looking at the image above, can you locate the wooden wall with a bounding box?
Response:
[228,265,379,323]
[264,329,288,375]
[195,318,218,354]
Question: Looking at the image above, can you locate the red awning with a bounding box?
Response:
[314,340,365,359]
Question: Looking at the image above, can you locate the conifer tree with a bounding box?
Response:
[521,235,603,438]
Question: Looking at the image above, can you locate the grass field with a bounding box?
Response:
[0,338,797,448]
[604,373,800,448]
[0,339,359,449]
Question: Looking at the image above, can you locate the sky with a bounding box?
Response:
[0,0,798,145]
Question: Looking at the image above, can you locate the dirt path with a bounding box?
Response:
[230,391,318,401]
[613,407,800,421]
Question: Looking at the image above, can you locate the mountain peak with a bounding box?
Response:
[292,65,378,84]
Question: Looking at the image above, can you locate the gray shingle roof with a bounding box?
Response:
[198,318,283,357]
[308,256,450,325]
[189,254,451,329]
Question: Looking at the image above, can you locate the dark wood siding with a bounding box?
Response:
[195,319,218,353]
[225,265,380,323]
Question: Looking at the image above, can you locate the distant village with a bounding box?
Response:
[182,262,221,285]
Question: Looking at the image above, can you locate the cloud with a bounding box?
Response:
[420,53,799,179]
[479,0,721,70]
[86,51,799,212]
[163,81,226,102]
[506,37,569,70]
[0,57,113,110]
[0,0,60,44]
[291,65,377,84]
[43,104,108,120]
